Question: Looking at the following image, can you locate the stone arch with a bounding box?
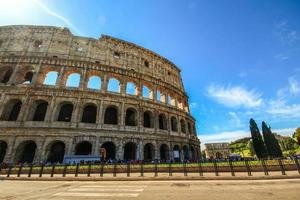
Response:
[46,141,65,163]
[0,67,13,84]
[30,100,48,121]
[104,105,118,125]
[87,75,101,90]
[0,99,22,121]
[156,87,166,103]
[81,103,97,123]
[43,71,58,86]
[180,119,186,133]
[160,144,169,161]
[126,81,137,95]
[143,110,154,128]
[75,141,92,155]
[187,122,192,134]
[0,140,7,163]
[144,143,155,161]
[158,113,168,130]
[101,142,116,160]
[216,152,223,159]
[190,146,196,160]
[171,116,178,132]
[125,107,137,126]
[142,84,153,99]
[107,77,120,93]
[173,145,181,161]
[14,140,37,164]
[66,72,81,87]
[183,145,189,160]
[123,142,137,160]
[57,102,74,122]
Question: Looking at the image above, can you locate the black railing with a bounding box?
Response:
[0,158,299,178]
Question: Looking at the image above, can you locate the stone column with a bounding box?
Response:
[0,94,7,117]
[7,63,20,85]
[120,80,126,96]
[3,136,16,164]
[31,61,43,86]
[79,67,87,90]
[137,140,143,160]
[17,95,30,122]
[55,66,65,87]
[101,74,108,93]
[120,102,125,127]
[93,136,100,155]
[45,96,56,122]
[67,137,74,155]
[71,98,81,123]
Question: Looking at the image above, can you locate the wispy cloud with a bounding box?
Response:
[267,99,300,119]
[207,84,263,108]
[275,20,299,46]
[33,0,83,35]
[228,112,243,128]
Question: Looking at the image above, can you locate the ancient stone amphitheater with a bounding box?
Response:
[0,25,200,164]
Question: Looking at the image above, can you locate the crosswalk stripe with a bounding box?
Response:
[68,188,144,192]
[53,192,140,197]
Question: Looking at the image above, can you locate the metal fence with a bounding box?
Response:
[1,159,300,178]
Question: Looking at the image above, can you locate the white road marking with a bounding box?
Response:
[68,188,145,192]
[53,192,140,197]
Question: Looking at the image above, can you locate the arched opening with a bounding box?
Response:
[124,142,136,161]
[107,78,120,93]
[171,116,178,132]
[173,145,181,162]
[190,146,196,160]
[66,73,81,87]
[43,71,58,86]
[0,68,12,84]
[1,100,22,121]
[144,143,155,161]
[104,106,118,125]
[81,104,97,123]
[159,114,167,130]
[126,82,136,95]
[46,141,65,163]
[57,103,73,122]
[32,101,48,121]
[187,122,192,134]
[87,76,101,90]
[125,108,137,126]
[183,145,189,160]
[216,152,223,159]
[75,141,92,155]
[180,119,186,133]
[160,144,169,161]
[23,71,33,84]
[143,111,153,128]
[142,85,153,99]
[0,141,7,163]
[15,141,37,164]
[101,142,116,160]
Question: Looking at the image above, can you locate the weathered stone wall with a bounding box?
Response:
[0,25,200,164]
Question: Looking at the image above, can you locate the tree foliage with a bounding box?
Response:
[249,118,268,159]
[262,121,283,158]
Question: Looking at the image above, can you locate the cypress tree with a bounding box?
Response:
[249,119,268,159]
[262,121,283,158]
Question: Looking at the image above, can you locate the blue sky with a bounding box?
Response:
[1,0,300,145]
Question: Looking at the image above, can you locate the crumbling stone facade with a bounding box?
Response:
[0,25,200,164]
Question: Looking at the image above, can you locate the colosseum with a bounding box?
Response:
[0,25,200,164]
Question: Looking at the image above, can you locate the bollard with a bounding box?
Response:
[75,163,79,177]
[154,162,158,177]
[140,162,144,177]
[183,162,187,176]
[6,165,12,177]
[127,163,130,177]
[17,164,23,177]
[169,162,173,176]
[87,164,91,177]
[213,161,219,176]
[244,160,252,176]
[62,164,67,177]
[278,159,286,175]
[28,164,33,177]
[50,164,55,177]
[198,162,203,176]
[100,163,104,177]
[261,159,269,176]
[39,164,44,177]
[113,163,117,177]
[294,158,300,174]
[228,160,235,176]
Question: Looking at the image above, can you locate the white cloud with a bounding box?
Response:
[267,99,300,118]
[228,112,243,128]
[207,84,263,108]
[275,20,299,46]
[33,0,83,35]
[274,54,289,61]
[288,77,300,95]
[189,102,198,109]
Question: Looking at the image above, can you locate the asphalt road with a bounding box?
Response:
[0,179,299,200]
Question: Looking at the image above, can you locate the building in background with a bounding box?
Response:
[204,142,230,159]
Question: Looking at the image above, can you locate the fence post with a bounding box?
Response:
[183,162,187,176]
[28,164,33,177]
[154,162,158,177]
[127,162,130,177]
[169,162,173,176]
[244,160,252,176]
[87,163,91,177]
[213,160,219,176]
[228,160,235,176]
[261,159,269,176]
[294,158,300,174]
[113,163,117,177]
[62,164,67,177]
[140,162,144,177]
[39,163,44,177]
[50,164,55,177]
[6,165,12,177]
[17,164,23,177]
[100,162,104,177]
[75,163,79,177]
[278,158,286,175]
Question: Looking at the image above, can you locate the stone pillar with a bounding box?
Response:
[67,137,74,155]
[55,66,65,87]
[101,74,108,92]
[137,140,143,160]
[17,95,30,122]
[45,96,56,122]
[71,98,81,123]
[97,100,103,125]
[33,137,46,163]
[116,139,123,160]
[120,80,126,96]
[153,84,157,102]
[93,136,100,155]
[120,102,125,126]
[31,62,43,86]
[3,136,16,164]
[0,94,7,117]
[7,63,20,85]
[79,67,87,90]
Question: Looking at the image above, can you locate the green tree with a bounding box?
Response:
[249,119,268,159]
[293,127,300,145]
[262,121,283,158]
